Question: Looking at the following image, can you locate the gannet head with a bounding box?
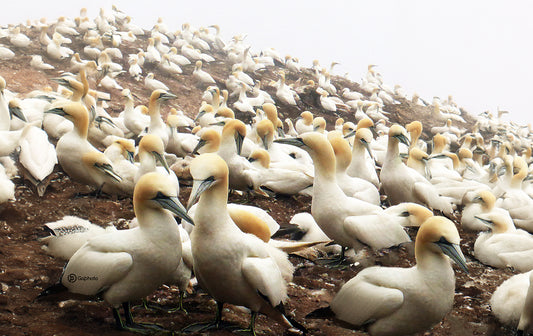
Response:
[328,133,351,169]
[312,117,326,133]
[222,119,246,155]
[188,153,228,209]
[472,190,496,210]
[388,124,410,146]
[193,128,220,154]
[406,121,422,136]
[341,122,356,138]
[45,102,89,131]
[195,60,203,69]
[356,118,374,130]
[150,89,176,104]
[248,149,270,169]
[134,172,193,224]
[400,204,433,227]
[256,119,275,150]
[82,151,122,182]
[114,138,135,163]
[300,111,313,125]
[457,148,473,160]
[415,216,468,272]
[262,103,277,121]
[0,76,6,92]
[139,134,170,173]
[474,213,514,234]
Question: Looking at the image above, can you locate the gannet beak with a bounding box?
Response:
[160,92,177,100]
[51,77,71,88]
[44,107,66,116]
[235,133,244,156]
[95,116,118,129]
[343,130,355,139]
[194,110,205,122]
[261,135,269,150]
[277,127,285,138]
[474,215,493,227]
[9,105,26,122]
[95,162,122,182]
[394,133,411,146]
[274,137,305,147]
[126,151,135,163]
[188,176,215,210]
[209,121,226,126]
[435,237,468,273]
[153,193,194,224]
[152,151,170,174]
[360,138,374,160]
[473,147,486,154]
[192,139,207,155]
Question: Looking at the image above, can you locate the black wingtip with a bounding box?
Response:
[35,282,68,301]
[305,306,335,319]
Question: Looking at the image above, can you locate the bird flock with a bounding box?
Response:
[1,5,533,336]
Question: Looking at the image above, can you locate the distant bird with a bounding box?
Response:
[30,55,54,70]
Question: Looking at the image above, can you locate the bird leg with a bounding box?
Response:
[140,292,188,314]
[183,301,238,332]
[315,246,351,269]
[233,311,258,336]
[117,302,169,333]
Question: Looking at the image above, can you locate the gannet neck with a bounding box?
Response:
[139,150,157,173]
[386,135,401,163]
[511,158,528,188]
[79,67,89,98]
[328,135,351,172]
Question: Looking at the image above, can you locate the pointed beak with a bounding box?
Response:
[44,107,66,117]
[188,177,215,210]
[360,138,374,160]
[9,105,26,122]
[436,240,468,273]
[126,151,135,163]
[194,110,205,122]
[193,139,207,155]
[235,132,244,156]
[160,92,177,100]
[95,163,122,182]
[394,133,411,146]
[152,151,170,174]
[274,137,305,147]
[343,130,356,139]
[277,127,285,138]
[261,135,269,150]
[154,194,194,224]
[474,215,493,227]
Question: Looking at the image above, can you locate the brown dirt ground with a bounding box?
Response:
[0,21,520,336]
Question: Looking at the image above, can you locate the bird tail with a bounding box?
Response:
[35,282,68,301]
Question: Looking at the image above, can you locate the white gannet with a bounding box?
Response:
[0,163,15,206]
[294,111,314,135]
[330,216,468,336]
[193,60,216,87]
[144,73,169,92]
[38,172,192,334]
[491,270,533,334]
[18,126,57,196]
[345,127,380,188]
[328,133,380,205]
[30,55,54,70]
[40,216,117,260]
[380,124,453,214]
[276,133,382,258]
[119,89,149,138]
[474,213,533,272]
[147,89,176,147]
[461,189,509,231]
[185,153,305,334]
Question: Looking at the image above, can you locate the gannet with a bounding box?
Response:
[474,213,533,272]
[380,125,453,214]
[330,216,467,335]
[8,26,31,48]
[185,153,305,334]
[39,172,192,334]
[159,54,182,75]
[294,111,313,135]
[245,149,313,195]
[328,133,380,205]
[102,138,137,196]
[276,133,382,258]
[491,270,533,334]
[0,46,15,60]
[168,47,191,66]
[18,126,57,197]
[275,71,299,106]
[30,55,54,70]
[345,128,380,188]
[147,89,176,147]
[144,73,169,92]
[119,89,149,138]
[40,216,117,260]
[193,60,216,86]
[0,163,15,206]
[461,189,509,231]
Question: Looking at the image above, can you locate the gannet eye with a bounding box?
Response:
[400,211,410,217]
